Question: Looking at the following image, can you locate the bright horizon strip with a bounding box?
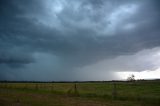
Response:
[116,68,160,80]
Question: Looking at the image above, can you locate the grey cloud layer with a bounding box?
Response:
[0,0,160,80]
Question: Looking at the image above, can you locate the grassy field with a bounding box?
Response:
[0,81,160,106]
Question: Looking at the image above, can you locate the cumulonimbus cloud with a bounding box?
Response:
[0,0,160,80]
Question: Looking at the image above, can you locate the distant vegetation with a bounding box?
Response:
[127,74,135,82]
[0,80,160,106]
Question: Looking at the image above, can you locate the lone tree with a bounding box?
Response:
[127,74,135,81]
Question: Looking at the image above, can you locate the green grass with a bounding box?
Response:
[0,81,160,106]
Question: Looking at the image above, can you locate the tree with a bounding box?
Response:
[127,74,135,81]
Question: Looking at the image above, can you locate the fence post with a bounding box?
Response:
[112,83,117,99]
[74,84,77,93]
[51,84,54,91]
[74,83,79,96]
[35,84,39,90]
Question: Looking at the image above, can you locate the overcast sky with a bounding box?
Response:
[0,0,160,81]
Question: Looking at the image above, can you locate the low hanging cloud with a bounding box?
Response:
[0,0,160,81]
[80,47,160,73]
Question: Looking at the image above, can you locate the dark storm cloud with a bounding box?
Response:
[0,0,160,80]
